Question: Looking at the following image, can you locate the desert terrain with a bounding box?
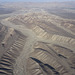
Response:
[0,2,75,75]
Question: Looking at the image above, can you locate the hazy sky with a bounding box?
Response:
[0,0,75,2]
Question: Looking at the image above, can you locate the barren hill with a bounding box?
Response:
[0,2,75,75]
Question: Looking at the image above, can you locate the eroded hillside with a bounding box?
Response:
[0,23,27,75]
[0,9,75,75]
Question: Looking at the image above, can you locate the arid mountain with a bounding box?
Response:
[0,1,75,19]
[0,1,75,75]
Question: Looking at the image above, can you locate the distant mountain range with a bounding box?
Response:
[0,1,75,9]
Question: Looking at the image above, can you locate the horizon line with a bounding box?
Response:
[1,1,75,3]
